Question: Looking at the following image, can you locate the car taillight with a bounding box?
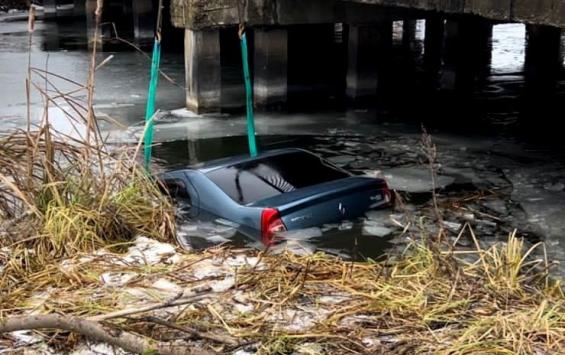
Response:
[261,208,286,245]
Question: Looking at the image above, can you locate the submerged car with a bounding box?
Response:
[159,148,392,245]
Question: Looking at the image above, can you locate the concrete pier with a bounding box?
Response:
[402,20,417,50]
[525,25,562,94]
[132,0,155,43]
[43,0,57,20]
[521,24,562,127]
[166,0,565,113]
[254,28,289,108]
[73,0,86,18]
[346,22,392,102]
[423,15,444,88]
[185,29,222,113]
[441,17,492,92]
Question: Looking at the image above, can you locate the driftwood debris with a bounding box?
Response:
[0,314,214,355]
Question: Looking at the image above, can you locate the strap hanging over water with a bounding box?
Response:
[143,0,164,171]
[239,25,258,157]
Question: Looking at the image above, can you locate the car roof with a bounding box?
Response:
[189,148,313,174]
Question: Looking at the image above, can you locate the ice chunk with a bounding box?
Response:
[383,166,455,193]
[206,235,231,244]
[70,343,128,355]
[100,272,137,287]
[123,236,180,265]
[278,227,322,241]
[338,221,354,230]
[321,223,339,232]
[152,278,183,294]
[327,155,356,166]
[210,276,235,292]
[365,210,392,224]
[362,225,393,237]
[295,343,324,354]
[234,302,254,314]
[272,241,317,256]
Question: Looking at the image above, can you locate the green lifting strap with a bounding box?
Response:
[143,40,161,171]
[240,30,258,157]
[143,0,163,172]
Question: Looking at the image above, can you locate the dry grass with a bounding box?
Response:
[1,226,562,354]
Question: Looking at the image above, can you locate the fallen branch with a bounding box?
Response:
[0,314,213,355]
[88,292,212,322]
[144,316,239,347]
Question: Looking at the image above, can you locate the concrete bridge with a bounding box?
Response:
[42,1,565,114]
[169,0,565,113]
[171,0,565,29]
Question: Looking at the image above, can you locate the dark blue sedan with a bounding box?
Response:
[159,148,392,245]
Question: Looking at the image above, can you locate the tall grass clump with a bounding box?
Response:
[0,123,174,264]
[0,2,174,286]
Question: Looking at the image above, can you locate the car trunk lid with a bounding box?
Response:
[250,177,390,230]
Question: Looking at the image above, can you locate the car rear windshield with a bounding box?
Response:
[205,151,350,205]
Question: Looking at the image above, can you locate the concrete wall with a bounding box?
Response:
[171,0,565,29]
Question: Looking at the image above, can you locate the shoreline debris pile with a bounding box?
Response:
[0,225,563,354]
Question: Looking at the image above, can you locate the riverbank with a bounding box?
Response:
[1,223,563,354]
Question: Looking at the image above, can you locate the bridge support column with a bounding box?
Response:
[44,0,57,20]
[521,25,562,129]
[185,29,222,113]
[73,0,85,18]
[402,20,417,50]
[525,25,562,94]
[441,18,492,93]
[346,22,392,102]
[423,15,444,88]
[132,0,154,44]
[254,28,288,109]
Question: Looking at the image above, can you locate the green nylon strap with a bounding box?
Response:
[143,39,161,171]
[240,32,258,157]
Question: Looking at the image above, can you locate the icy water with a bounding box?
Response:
[2,15,565,275]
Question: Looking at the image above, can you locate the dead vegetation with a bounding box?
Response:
[1,223,563,354]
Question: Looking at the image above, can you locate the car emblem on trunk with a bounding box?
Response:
[338,203,346,215]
